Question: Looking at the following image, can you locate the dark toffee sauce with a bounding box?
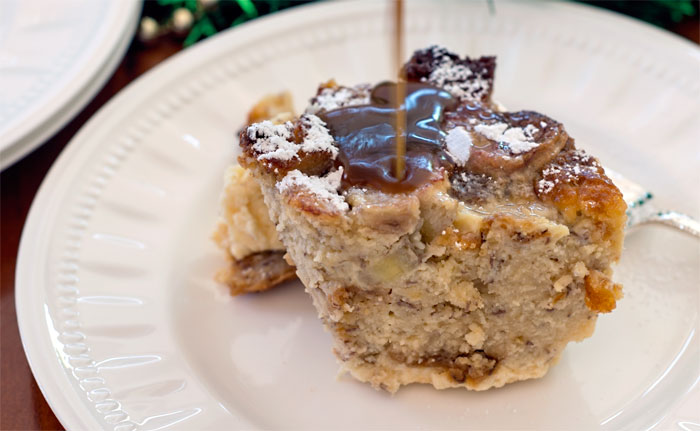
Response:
[319,81,457,193]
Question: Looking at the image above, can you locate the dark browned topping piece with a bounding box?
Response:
[238,119,333,178]
[403,46,496,104]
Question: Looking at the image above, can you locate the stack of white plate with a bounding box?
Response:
[0,0,141,169]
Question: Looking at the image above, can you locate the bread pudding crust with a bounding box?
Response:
[216,251,296,295]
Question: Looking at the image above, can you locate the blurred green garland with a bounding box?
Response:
[139,0,313,46]
[577,0,697,29]
[138,0,698,47]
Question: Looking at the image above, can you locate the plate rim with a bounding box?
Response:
[15,1,700,429]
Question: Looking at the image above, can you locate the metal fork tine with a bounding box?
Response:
[603,166,700,238]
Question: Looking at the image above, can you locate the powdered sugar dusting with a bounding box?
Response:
[306,85,371,114]
[475,123,507,139]
[277,168,348,212]
[247,114,337,162]
[423,46,490,102]
[324,167,343,190]
[444,127,472,166]
[300,114,337,157]
[537,149,601,195]
[248,121,297,161]
[474,122,540,154]
[537,179,555,194]
[574,149,594,164]
[524,124,539,138]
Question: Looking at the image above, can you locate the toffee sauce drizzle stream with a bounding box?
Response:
[394,0,407,181]
[319,82,458,193]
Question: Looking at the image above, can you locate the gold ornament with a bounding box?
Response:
[172,8,194,34]
[138,16,159,42]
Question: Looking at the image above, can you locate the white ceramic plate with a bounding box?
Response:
[17,1,700,429]
[0,0,140,169]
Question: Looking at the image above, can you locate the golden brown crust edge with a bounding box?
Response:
[216,250,297,296]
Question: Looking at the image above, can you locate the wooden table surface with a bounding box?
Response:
[1,18,697,431]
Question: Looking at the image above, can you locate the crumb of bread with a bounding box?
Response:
[247,91,295,124]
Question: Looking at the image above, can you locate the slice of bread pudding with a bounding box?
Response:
[213,93,296,295]
[235,46,626,392]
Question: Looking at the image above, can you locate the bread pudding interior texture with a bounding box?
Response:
[220,46,626,392]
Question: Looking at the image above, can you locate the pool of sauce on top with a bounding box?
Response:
[319,81,458,193]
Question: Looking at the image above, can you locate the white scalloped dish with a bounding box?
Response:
[17,1,700,430]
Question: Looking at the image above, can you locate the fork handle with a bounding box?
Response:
[644,211,700,238]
